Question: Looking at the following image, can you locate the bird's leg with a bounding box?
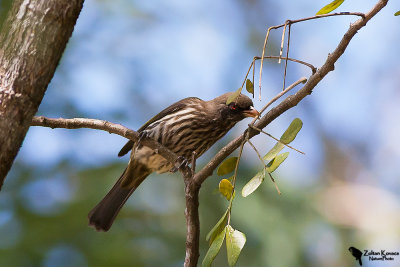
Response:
[170,156,189,173]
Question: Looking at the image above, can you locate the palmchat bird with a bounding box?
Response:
[88,92,259,231]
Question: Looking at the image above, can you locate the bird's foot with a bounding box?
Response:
[170,156,189,173]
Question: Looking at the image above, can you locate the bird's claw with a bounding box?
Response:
[170,156,189,173]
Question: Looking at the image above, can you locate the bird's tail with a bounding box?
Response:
[359,258,362,266]
[88,165,150,232]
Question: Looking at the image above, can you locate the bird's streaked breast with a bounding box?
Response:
[136,102,238,173]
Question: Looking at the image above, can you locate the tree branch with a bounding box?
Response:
[193,0,388,186]
[184,181,200,267]
[0,0,84,187]
[31,116,193,177]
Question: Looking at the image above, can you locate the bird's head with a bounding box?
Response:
[209,92,259,123]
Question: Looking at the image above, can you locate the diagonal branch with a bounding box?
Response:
[193,0,388,186]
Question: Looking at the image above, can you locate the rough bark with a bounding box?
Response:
[0,0,84,187]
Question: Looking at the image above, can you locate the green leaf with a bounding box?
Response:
[226,88,242,105]
[226,225,246,266]
[266,152,289,173]
[202,227,227,267]
[316,0,345,15]
[280,118,303,144]
[395,11,400,16]
[206,209,229,245]
[217,157,238,176]
[263,142,285,161]
[219,179,234,200]
[245,79,254,94]
[241,171,265,197]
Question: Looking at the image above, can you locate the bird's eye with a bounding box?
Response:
[230,104,237,110]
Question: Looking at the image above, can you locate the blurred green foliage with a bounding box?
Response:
[1,160,359,266]
[0,0,12,29]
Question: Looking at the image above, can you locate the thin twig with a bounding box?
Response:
[268,172,281,195]
[258,12,365,97]
[278,21,288,64]
[247,139,264,165]
[241,57,313,101]
[248,125,305,155]
[252,57,256,97]
[241,60,255,89]
[227,134,247,225]
[282,22,291,91]
[251,77,307,125]
[254,56,316,74]
[271,12,365,30]
[247,139,282,195]
[231,136,247,188]
[194,1,386,186]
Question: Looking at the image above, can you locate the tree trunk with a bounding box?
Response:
[0,0,84,187]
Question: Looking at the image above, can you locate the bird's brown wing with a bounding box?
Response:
[118,97,201,157]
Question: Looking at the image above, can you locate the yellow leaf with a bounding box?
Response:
[219,179,234,200]
[245,79,254,94]
[217,157,238,176]
[316,0,345,15]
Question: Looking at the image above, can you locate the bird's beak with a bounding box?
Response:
[242,106,259,118]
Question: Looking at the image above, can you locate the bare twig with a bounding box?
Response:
[252,77,307,123]
[242,57,314,94]
[268,172,282,195]
[31,116,191,176]
[194,0,388,186]
[258,11,365,98]
[256,56,316,74]
[247,139,264,165]
[282,23,292,90]
[247,139,282,195]
[278,21,288,64]
[248,125,305,155]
